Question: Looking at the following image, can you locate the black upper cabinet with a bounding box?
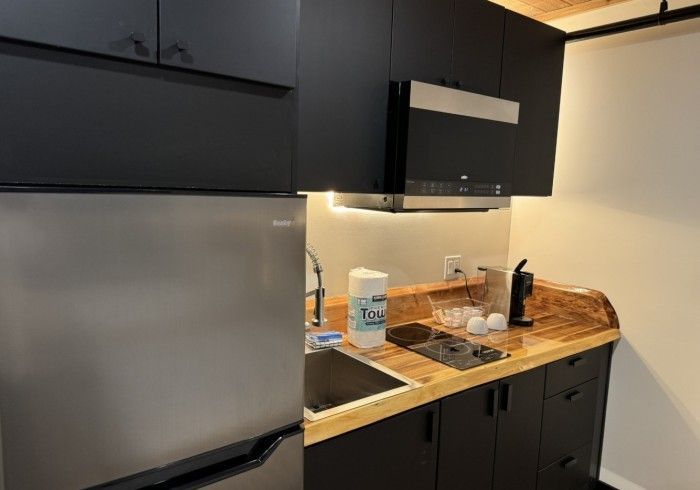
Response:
[305,402,439,490]
[492,367,546,490]
[158,0,298,87]
[391,0,505,96]
[501,11,565,196]
[0,0,157,62]
[451,0,505,96]
[438,381,499,490]
[0,41,293,192]
[390,0,454,86]
[297,0,393,192]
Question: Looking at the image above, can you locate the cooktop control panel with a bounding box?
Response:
[405,179,511,197]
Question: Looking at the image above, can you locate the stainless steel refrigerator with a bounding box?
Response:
[0,190,306,489]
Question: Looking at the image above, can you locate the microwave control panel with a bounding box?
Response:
[405,180,511,197]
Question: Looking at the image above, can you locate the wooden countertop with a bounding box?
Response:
[303,279,621,447]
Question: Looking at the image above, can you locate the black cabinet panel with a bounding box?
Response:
[305,403,439,490]
[0,0,157,62]
[545,346,604,398]
[297,0,392,192]
[537,444,592,490]
[540,378,599,468]
[500,11,565,196]
[452,0,505,96]
[493,367,546,490]
[438,382,498,490]
[159,0,298,87]
[0,42,293,192]
[390,0,454,85]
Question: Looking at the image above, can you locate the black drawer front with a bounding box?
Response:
[545,346,603,398]
[540,378,598,468]
[537,444,592,490]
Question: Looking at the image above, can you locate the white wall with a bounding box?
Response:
[509,13,700,490]
[305,192,511,296]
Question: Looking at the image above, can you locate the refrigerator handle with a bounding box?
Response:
[88,423,303,489]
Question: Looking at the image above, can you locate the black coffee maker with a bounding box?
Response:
[479,258,534,326]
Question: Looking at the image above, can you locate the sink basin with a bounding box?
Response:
[304,347,419,421]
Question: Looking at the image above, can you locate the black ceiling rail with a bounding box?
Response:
[566,3,700,42]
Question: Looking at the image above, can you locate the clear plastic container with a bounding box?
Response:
[429,296,490,330]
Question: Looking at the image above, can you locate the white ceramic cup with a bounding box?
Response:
[467,316,489,335]
[487,313,508,331]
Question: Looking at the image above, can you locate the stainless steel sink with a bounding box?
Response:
[304,347,419,421]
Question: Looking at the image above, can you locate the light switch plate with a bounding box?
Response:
[444,255,462,280]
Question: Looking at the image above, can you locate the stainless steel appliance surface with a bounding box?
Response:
[0,190,306,489]
[303,347,418,421]
[337,80,519,212]
[479,259,535,326]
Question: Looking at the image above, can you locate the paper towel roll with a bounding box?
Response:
[348,267,388,348]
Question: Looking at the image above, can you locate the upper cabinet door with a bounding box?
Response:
[0,0,157,62]
[451,0,505,96]
[390,0,454,85]
[297,0,393,193]
[159,0,298,87]
[500,11,565,196]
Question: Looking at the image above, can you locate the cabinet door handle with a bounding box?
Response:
[426,410,436,442]
[567,391,584,403]
[570,356,587,368]
[176,40,191,52]
[130,32,146,44]
[561,457,578,470]
[489,388,499,418]
[501,383,513,412]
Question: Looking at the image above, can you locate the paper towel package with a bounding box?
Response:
[347,267,388,348]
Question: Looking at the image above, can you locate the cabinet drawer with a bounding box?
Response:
[537,444,592,490]
[540,378,598,468]
[545,347,603,397]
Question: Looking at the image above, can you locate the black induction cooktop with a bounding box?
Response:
[386,322,508,370]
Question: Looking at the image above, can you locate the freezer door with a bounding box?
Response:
[204,432,303,490]
[0,192,306,489]
[89,425,303,489]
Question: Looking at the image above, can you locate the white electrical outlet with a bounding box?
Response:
[443,255,462,280]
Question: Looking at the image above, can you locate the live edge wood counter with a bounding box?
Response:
[303,278,621,447]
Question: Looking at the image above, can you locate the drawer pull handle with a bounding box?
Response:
[570,356,587,367]
[489,388,499,419]
[501,383,513,412]
[567,391,584,403]
[562,457,578,469]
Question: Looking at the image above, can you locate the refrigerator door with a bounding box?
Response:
[202,432,303,490]
[0,191,306,489]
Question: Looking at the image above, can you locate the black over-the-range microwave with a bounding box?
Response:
[335,80,520,212]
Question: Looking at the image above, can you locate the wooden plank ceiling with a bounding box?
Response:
[490,0,633,21]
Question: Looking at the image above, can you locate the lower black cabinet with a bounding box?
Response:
[305,344,612,490]
[438,381,499,490]
[305,402,439,490]
[438,368,545,490]
[537,444,592,490]
[540,378,599,468]
[492,367,546,490]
